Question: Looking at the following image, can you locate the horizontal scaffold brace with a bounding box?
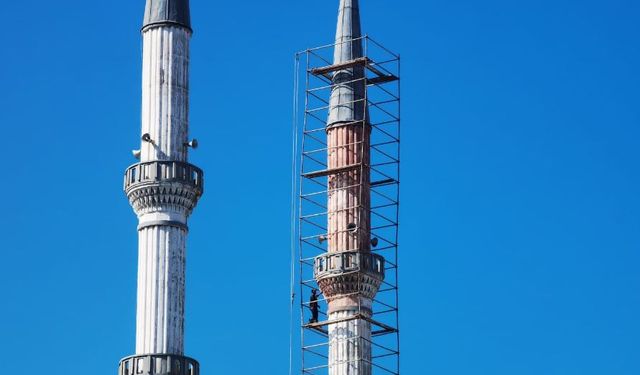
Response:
[303,163,364,179]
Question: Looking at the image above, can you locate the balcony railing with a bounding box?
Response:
[124,161,203,195]
[314,251,385,281]
[119,354,199,375]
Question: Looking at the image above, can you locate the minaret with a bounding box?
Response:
[314,0,384,374]
[120,1,203,374]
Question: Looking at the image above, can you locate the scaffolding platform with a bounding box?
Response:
[304,314,398,336]
[311,57,371,75]
[310,56,399,86]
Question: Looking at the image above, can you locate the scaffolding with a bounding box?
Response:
[292,36,401,375]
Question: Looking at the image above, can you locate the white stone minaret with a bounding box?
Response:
[314,1,384,374]
[120,1,203,374]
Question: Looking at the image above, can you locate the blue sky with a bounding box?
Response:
[1,0,639,374]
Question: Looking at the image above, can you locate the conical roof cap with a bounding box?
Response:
[143,0,191,31]
[328,0,367,126]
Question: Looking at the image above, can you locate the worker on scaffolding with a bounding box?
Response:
[309,288,319,324]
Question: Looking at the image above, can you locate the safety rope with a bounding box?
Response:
[288,52,301,375]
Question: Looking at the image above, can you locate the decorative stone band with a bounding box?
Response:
[138,220,188,231]
[124,161,203,216]
[325,119,371,132]
[119,354,199,375]
[314,251,385,301]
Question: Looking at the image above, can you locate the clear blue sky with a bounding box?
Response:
[0,0,638,374]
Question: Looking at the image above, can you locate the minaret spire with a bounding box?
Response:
[328,0,367,126]
[334,0,363,63]
[119,0,203,374]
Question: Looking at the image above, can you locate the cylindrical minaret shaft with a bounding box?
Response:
[136,2,192,355]
[120,1,203,374]
[327,0,371,300]
[140,26,191,163]
[136,223,186,354]
[314,1,382,374]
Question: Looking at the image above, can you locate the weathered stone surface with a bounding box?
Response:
[125,13,199,358]
[328,310,372,375]
[136,225,186,354]
[140,26,191,163]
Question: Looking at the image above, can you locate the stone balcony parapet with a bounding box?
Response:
[119,354,199,375]
[124,161,203,216]
[124,161,203,194]
[314,251,385,301]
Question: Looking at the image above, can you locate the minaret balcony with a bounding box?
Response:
[314,251,385,300]
[119,354,199,375]
[124,161,204,215]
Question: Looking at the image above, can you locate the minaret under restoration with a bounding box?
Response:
[298,0,401,373]
[120,1,203,374]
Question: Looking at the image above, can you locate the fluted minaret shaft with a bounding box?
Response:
[120,1,202,373]
[328,0,370,265]
[120,3,204,370]
[320,1,377,374]
[140,26,190,164]
[135,23,192,356]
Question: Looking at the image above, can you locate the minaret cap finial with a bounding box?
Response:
[143,0,191,31]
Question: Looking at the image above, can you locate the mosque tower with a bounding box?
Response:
[120,1,203,374]
[298,0,401,373]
